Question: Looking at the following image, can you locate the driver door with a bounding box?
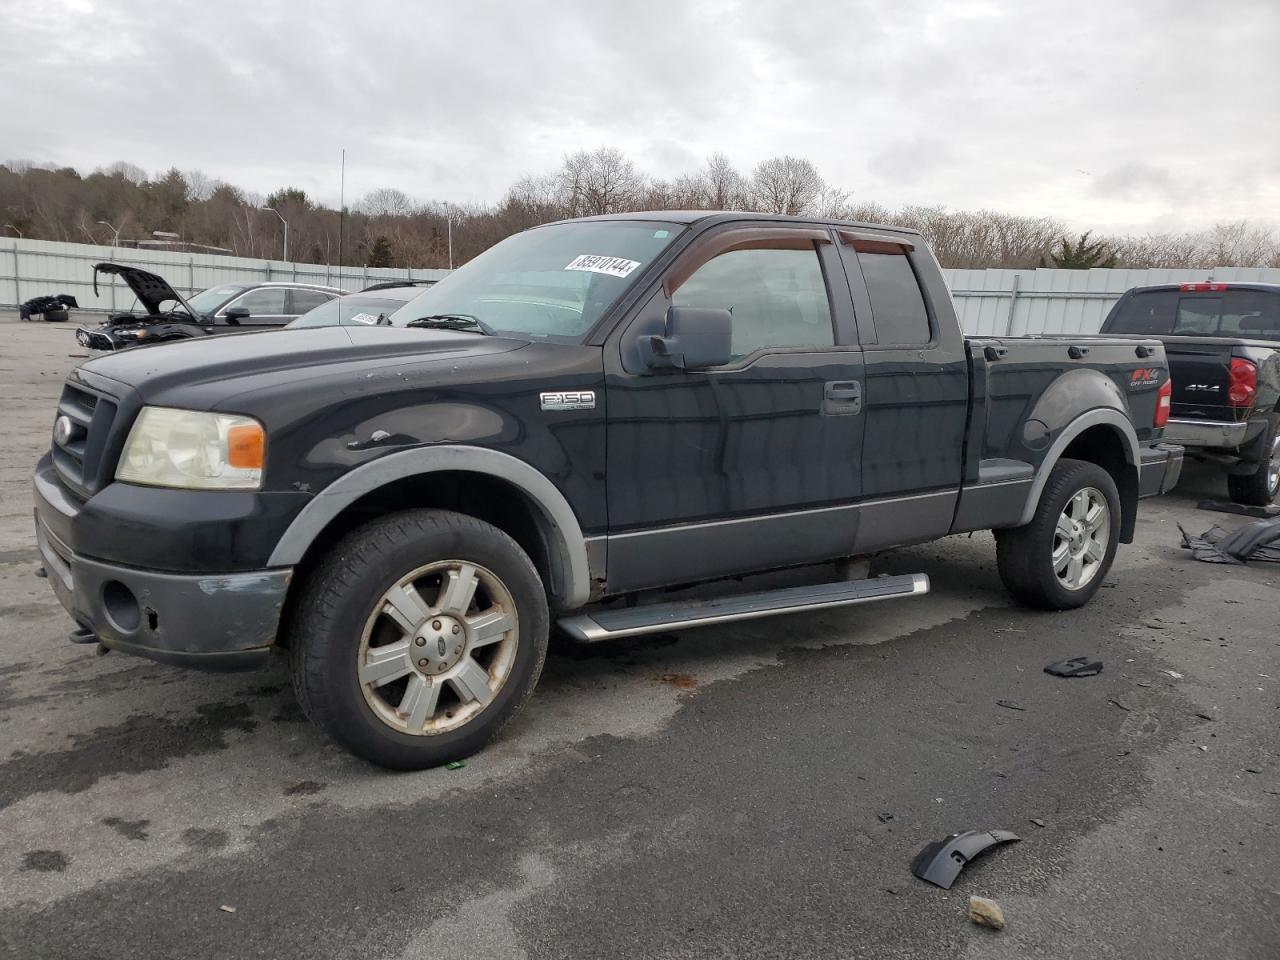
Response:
[603,225,867,593]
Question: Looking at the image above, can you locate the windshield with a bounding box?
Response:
[289,293,413,328]
[184,284,245,315]
[388,220,681,339]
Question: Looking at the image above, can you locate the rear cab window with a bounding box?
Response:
[1107,288,1280,340]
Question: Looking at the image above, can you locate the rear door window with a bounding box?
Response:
[290,289,335,314]
[853,249,931,345]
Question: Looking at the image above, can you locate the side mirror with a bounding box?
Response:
[224,306,250,324]
[641,306,733,371]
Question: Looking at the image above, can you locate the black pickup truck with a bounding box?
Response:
[32,212,1182,768]
[1100,282,1280,504]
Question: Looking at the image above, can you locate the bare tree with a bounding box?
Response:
[359,187,415,217]
[559,147,644,217]
[704,153,747,209]
[183,169,216,201]
[750,156,824,215]
[104,161,147,184]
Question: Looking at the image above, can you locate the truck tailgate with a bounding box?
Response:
[1155,335,1246,420]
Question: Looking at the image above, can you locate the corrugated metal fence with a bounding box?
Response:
[4,237,1278,332]
[1,238,450,314]
[944,265,1280,336]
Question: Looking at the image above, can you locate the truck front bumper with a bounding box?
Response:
[34,465,292,672]
[1138,443,1185,498]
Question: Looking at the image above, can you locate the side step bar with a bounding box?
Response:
[558,573,929,643]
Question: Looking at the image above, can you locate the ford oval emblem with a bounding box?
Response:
[53,415,74,446]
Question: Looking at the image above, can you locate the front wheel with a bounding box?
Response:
[995,458,1122,610]
[289,509,549,769]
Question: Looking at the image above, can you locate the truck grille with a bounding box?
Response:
[51,382,119,498]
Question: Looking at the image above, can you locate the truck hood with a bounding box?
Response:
[94,262,199,318]
[76,325,530,407]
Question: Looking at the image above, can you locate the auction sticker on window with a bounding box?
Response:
[349,312,382,325]
[564,254,641,278]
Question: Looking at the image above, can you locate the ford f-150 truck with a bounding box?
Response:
[1100,282,1280,505]
[32,212,1183,768]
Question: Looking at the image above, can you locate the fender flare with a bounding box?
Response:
[1017,408,1139,526]
[268,446,592,609]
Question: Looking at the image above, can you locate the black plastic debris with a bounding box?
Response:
[1179,518,1280,565]
[910,829,1021,889]
[19,293,78,322]
[1197,499,1280,520]
[1044,656,1103,678]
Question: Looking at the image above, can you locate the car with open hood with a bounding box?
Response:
[75,262,344,351]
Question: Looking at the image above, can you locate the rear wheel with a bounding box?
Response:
[289,509,549,769]
[996,458,1121,610]
[1227,414,1280,506]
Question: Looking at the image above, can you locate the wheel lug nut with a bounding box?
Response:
[417,658,429,668]
[415,637,425,646]
[432,620,441,630]
[452,625,460,635]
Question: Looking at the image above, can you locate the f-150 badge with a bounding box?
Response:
[540,390,596,411]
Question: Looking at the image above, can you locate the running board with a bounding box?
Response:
[557,573,929,642]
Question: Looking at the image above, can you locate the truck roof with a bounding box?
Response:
[1124,281,1280,294]
[552,210,922,238]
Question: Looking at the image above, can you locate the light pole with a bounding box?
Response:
[3,224,22,238]
[262,206,289,262]
[96,220,121,246]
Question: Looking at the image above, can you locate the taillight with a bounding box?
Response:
[1155,377,1172,428]
[1179,281,1228,292]
[1228,357,1257,408]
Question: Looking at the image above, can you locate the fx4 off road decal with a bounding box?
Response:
[1130,367,1161,387]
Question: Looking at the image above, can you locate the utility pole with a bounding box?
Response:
[447,209,454,270]
[337,148,346,271]
[96,220,121,246]
[262,207,289,262]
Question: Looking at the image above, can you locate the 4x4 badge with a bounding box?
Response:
[540,391,596,411]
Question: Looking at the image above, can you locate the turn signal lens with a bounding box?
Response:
[1154,378,1172,428]
[227,423,265,469]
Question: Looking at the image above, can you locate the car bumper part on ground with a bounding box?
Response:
[33,466,292,671]
[1139,442,1184,498]
[1164,417,1249,449]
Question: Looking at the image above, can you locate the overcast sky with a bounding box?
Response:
[3,0,1277,234]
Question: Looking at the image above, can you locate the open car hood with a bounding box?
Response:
[94,262,200,318]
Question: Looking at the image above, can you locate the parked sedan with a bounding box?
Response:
[286,281,432,328]
[76,263,344,351]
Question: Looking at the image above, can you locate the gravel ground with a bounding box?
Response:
[1,317,1277,959]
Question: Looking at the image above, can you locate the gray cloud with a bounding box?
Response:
[1,0,1277,233]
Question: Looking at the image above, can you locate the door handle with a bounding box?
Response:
[823,380,862,415]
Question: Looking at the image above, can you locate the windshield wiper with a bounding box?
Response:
[406,313,494,335]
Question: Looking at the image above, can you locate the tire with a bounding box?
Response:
[995,458,1122,611]
[1226,414,1280,507]
[288,509,549,770]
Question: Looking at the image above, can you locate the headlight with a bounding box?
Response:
[116,407,265,490]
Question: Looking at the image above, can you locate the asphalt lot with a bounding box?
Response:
[1,316,1277,960]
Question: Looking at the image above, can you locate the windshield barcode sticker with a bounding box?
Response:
[564,254,641,278]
